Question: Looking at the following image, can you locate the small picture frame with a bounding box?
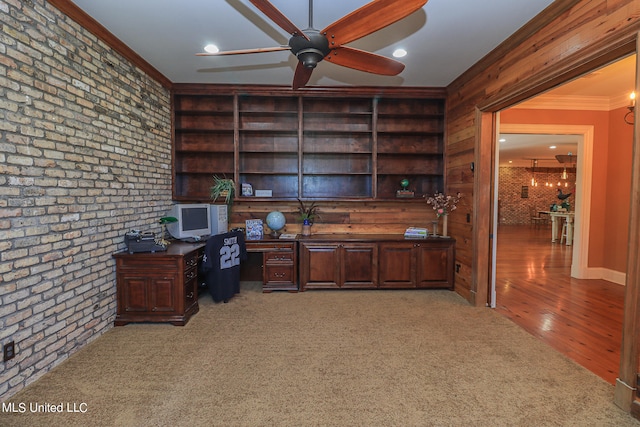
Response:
[241,183,253,196]
[245,219,263,240]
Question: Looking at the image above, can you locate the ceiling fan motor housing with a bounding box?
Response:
[289,30,331,68]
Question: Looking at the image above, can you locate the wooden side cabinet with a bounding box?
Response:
[299,235,454,291]
[113,243,205,326]
[379,240,454,289]
[300,241,377,290]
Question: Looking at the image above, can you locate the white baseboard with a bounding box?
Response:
[575,267,626,285]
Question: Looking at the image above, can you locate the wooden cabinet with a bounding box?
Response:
[113,243,205,326]
[172,86,445,202]
[246,240,298,292]
[300,241,377,289]
[299,235,454,290]
[379,240,454,289]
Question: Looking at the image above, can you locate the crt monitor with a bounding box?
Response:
[166,204,211,240]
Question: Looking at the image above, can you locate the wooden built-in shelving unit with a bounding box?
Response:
[172,86,446,203]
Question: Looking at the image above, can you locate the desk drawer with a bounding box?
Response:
[264,264,295,284]
[184,278,197,309]
[184,253,199,269]
[250,242,295,252]
[264,250,294,263]
[184,267,198,282]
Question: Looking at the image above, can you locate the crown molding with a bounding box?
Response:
[47,0,172,89]
[513,94,631,111]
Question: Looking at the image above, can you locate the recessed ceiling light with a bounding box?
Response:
[499,138,506,143]
[204,44,219,54]
[549,145,557,149]
[392,48,407,58]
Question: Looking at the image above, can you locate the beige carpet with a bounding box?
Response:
[2,283,639,427]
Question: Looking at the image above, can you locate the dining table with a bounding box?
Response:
[539,211,575,245]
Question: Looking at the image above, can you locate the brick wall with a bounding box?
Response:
[0,0,172,400]
[498,167,576,224]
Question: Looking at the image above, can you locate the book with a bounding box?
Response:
[279,233,297,240]
[404,227,428,239]
[245,219,263,240]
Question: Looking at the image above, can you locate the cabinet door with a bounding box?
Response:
[300,243,340,289]
[150,277,177,312]
[119,275,149,313]
[341,243,377,288]
[415,244,453,288]
[378,243,415,288]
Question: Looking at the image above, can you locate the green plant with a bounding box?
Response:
[210,175,236,215]
[297,198,319,224]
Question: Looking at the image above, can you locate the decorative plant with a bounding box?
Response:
[210,175,236,215]
[297,198,319,225]
[426,192,462,217]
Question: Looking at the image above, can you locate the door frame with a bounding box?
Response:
[474,36,639,412]
[496,123,593,280]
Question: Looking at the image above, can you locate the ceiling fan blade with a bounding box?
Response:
[249,0,310,41]
[292,62,314,90]
[325,46,404,76]
[196,46,290,56]
[321,0,427,47]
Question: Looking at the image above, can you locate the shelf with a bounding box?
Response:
[172,90,445,201]
[174,94,234,112]
[239,95,298,113]
[240,137,298,153]
[175,152,233,174]
[303,97,372,114]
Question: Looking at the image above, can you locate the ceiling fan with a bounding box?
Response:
[197,0,428,89]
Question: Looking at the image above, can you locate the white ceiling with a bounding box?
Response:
[70,0,557,87]
[67,1,636,167]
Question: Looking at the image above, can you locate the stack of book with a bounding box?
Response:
[404,227,428,239]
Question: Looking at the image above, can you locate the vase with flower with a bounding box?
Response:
[426,192,461,237]
[297,199,319,236]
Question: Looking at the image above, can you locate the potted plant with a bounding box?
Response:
[210,175,236,216]
[297,199,319,236]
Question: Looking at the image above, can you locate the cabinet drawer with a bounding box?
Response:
[184,279,197,308]
[264,250,294,263]
[264,265,294,283]
[184,253,199,269]
[184,267,198,282]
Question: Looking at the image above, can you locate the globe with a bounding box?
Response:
[265,211,286,237]
[400,178,409,190]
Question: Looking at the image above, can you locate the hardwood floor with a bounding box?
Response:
[494,224,625,384]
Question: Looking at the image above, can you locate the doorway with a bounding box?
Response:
[488,56,635,383]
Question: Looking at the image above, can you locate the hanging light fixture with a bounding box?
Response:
[530,159,538,187]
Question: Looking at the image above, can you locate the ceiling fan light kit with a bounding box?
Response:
[198,0,428,89]
[289,30,330,69]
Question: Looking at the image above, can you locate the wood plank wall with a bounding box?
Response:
[445,0,640,305]
[229,200,443,236]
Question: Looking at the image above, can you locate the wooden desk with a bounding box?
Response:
[542,211,575,245]
[245,238,298,292]
[113,242,206,326]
